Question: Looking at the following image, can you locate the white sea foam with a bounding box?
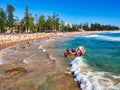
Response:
[84,34,120,42]
[69,56,120,90]
[107,31,120,33]
[45,38,54,42]
[38,45,47,52]
[38,44,55,61]
[38,45,42,49]
[42,48,47,52]
[49,55,56,60]
[22,59,29,64]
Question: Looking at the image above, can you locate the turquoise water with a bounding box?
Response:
[58,32,120,75]
[42,32,120,90]
[54,32,120,89]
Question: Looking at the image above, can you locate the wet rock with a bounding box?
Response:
[6,67,27,75]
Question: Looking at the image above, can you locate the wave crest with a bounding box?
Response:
[69,56,120,90]
[84,34,120,42]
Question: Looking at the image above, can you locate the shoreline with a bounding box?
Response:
[1,30,120,50]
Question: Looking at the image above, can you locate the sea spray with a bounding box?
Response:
[69,56,120,90]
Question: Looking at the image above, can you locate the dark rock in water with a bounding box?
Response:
[6,67,27,75]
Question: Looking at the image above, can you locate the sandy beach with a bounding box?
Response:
[0,31,119,90]
[0,30,112,49]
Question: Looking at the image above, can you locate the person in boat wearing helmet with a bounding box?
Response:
[76,46,85,56]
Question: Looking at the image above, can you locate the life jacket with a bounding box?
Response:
[79,49,83,56]
[77,49,82,56]
[64,51,68,57]
[77,48,80,51]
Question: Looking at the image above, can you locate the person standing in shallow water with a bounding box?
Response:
[66,48,70,54]
[64,50,68,57]
[64,48,70,57]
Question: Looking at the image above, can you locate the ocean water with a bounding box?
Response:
[49,32,120,90]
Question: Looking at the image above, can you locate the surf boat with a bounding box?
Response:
[64,46,86,57]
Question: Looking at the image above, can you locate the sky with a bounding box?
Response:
[0,0,120,27]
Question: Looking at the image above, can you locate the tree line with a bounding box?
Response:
[79,22,119,31]
[0,4,119,33]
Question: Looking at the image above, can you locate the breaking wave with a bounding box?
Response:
[69,57,120,90]
[83,34,120,42]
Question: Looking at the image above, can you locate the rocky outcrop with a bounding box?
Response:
[6,67,27,75]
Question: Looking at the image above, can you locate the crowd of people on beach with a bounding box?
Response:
[0,33,58,49]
